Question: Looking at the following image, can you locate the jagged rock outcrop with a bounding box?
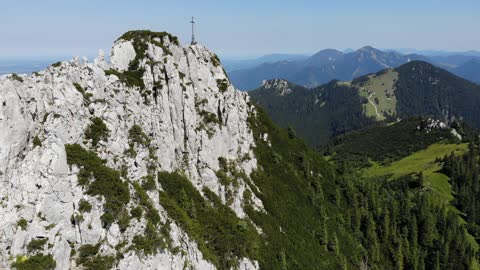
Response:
[416,118,462,140]
[260,79,294,96]
[0,30,262,270]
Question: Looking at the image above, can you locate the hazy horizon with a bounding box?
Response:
[1,0,479,59]
[1,46,480,62]
[2,45,480,76]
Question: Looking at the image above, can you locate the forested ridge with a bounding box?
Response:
[249,80,376,147]
[327,118,460,170]
[393,61,480,127]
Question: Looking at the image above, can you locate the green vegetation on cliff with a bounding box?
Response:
[65,144,130,228]
[158,171,261,269]
[11,254,56,270]
[84,117,109,147]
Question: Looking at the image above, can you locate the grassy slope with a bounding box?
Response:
[357,69,398,121]
[361,142,480,267]
[363,143,467,202]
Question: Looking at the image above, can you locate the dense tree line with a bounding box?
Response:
[336,174,476,269]
[443,140,480,244]
[328,117,457,170]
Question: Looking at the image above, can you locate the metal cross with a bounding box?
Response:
[190,17,196,45]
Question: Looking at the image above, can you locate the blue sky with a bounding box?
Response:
[1,0,479,58]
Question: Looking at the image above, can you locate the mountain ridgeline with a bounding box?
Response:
[229,46,480,90]
[250,79,376,145]
[250,61,480,147]
[1,29,480,270]
[451,59,480,84]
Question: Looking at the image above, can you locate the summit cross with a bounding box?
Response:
[190,17,196,45]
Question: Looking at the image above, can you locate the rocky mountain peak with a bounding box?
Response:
[110,30,180,71]
[0,30,262,269]
[261,79,295,95]
[357,46,379,53]
[417,118,463,140]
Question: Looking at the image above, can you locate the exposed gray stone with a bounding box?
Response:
[0,32,261,270]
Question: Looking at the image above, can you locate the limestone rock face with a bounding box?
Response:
[261,79,294,96]
[0,31,261,269]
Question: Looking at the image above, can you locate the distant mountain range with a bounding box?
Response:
[450,59,480,84]
[249,61,480,147]
[387,48,480,57]
[221,54,309,72]
[0,59,54,75]
[230,47,480,90]
[0,56,94,75]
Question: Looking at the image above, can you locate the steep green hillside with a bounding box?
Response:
[249,80,376,146]
[329,117,469,204]
[239,107,479,269]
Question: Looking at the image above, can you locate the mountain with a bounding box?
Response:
[304,49,344,65]
[227,60,303,90]
[391,61,480,122]
[0,58,66,76]
[250,61,480,147]
[389,48,480,57]
[450,59,480,84]
[250,79,376,145]
[0,30,263,270]
[221,53,308,72]
[255,53,309,63]
[429,54,480,68]
[229,46,430,90]
[229,47,480,91]
[2,30,480,270]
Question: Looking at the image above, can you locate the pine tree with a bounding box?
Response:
[395,241,404,270]
[316,221,329,251]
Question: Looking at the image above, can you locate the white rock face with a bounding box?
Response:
[110,40,136,71]
[0,32,261,269]
[261,79,294,96]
